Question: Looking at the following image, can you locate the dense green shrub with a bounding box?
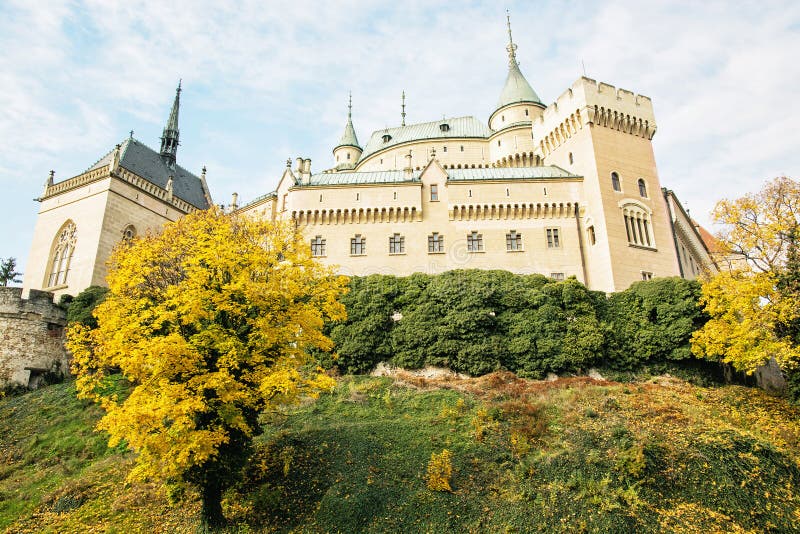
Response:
[498,276,606,378]
[319,272,706,377]
[328,275,403,374]
[65,285,109,328]
[391,270,510,375]
[604,277,706,369]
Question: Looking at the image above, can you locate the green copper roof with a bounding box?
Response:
[336,117,360,149]
[305,170,421,186]
[495,15,542,110]
[496,62,541,110]
[335,93,361,150]
[360,116,492,161]
[447,166,579,181]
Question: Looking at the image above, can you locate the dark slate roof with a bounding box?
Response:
[87,138,210,209]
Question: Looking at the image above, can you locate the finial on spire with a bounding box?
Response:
[506,10,518,67]
[129,130,134,139]
[401,91,406,127]
[348,91,352,120]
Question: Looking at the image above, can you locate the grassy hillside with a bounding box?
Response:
[2,373,800,533]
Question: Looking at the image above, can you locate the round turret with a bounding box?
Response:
[333,94,362,170]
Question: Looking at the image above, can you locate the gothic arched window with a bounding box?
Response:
[46,221,77,287]
[638,178,648,198]
[122,225,136,240]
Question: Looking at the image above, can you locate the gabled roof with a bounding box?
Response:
[447,166,579,181]
[87,137,210,209]
[360,116,492,161]
[304,170,421,186]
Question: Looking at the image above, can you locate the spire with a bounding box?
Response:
[506,10,518,67]
[160,80,181,167]
[401,91,406,127]
[335,92,361,150]
[495,13,542,111]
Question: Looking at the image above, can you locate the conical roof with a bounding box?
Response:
[496,62,542,109]
[335,93,361,150]
[495,14,542,110]
[337,118,360,149]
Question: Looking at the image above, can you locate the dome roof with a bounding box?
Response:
[496,62,542,109]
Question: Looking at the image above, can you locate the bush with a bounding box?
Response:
[66,286,109,328]
[318,272,706,378]
[604,278,706,369]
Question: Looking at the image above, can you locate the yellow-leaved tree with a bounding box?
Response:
[692,177,800,390]
[66,208,347,527]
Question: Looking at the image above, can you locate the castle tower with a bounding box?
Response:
[332,93,362,171]
[530,77,680,291]
[160,81,181,168]
[488,14,545,167]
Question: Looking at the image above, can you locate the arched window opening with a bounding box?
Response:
[46,221,76,287]
[611,172,621,192]
[638,178,648,197]
[122,225,136,240]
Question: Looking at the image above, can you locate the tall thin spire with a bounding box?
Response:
[494,12,542,111]
[348,91,353,120]
[335,91,360,150]
[506,10,518,67]
[160,80,181,167]
[401,91,406,127]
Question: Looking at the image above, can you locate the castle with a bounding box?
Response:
[22,19,715,303]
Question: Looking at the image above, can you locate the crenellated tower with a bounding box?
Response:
[530,76,678,291]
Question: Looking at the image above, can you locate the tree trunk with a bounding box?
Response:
[201,482,226,529]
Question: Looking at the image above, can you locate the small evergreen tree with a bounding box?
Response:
[0,257,22,286]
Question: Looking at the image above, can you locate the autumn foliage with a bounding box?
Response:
[692,177,800,384]
[66,208,347,526]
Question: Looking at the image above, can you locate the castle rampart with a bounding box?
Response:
[0,287,69,389]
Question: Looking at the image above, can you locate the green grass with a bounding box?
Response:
[2,374,800,533]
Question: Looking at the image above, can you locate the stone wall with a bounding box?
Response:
[0,287,68,388]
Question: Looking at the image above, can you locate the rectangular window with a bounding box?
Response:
[428,233,444,253]
[350,235,365,255]
[550,272,565,281]
[506,230,522,251]
[430,184,439,201]
[546,228,560,248]
[311,236,326,257]
[389,233,405,254]
[443,146,447,152]
[641,271,653,281]
[588,225,596,245]
[467,231,483,252]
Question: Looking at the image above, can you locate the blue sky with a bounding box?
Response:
[1,0,798,280]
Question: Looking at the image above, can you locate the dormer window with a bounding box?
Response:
[439,123,450,132]
[382,134,392,143]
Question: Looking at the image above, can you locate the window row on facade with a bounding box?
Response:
[310,228,563,257]
[611,171,648,198]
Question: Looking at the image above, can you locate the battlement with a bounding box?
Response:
[0,287,66,324]
[538,77,655,125]
[531,77,657,157]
